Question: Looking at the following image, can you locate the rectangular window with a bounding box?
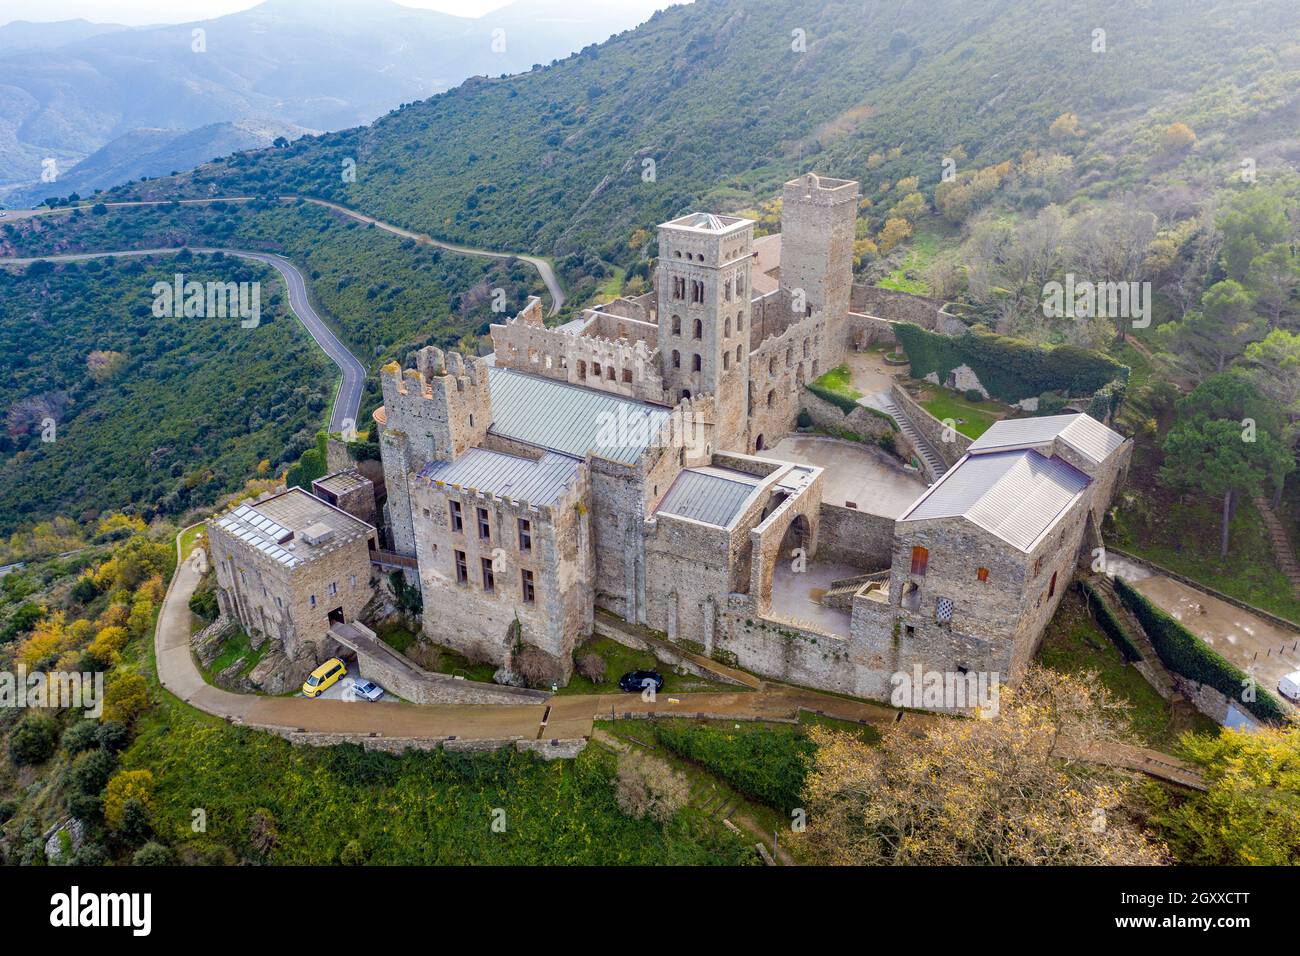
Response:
[449,500,463,533]
[309,594,317,608]
[327,581,338,597]
[349,575,357,588]
[481,557,495,593]
[455,550,468,585]
[521,569,535,604]
[910,546,929,576]
[1048,571,1058,598]
[518,518,532,552]
[477,507,491,541]
[977,567,989,583]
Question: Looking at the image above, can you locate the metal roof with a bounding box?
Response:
[214,489,373,566]
[487,366,672,466]
[656,467,760,528]
[900,449,1091,551]
[420,448,580,506]
[663,212,751,233]
[967,413,1125,465]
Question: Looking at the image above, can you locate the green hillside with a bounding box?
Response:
[95,0,1299,301]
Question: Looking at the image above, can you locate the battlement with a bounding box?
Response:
[491,300,667,403]
[783,172,860,207]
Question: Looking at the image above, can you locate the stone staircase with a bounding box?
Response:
[821,570,890,610]
[873,393,947,480]
[1254,494,1300,598]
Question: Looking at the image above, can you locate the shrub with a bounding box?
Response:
[614,751,690,824]
[132,841,175,866]
[0,800,17,825]
[514,645,563,688]
[654,722,815,814]
[963,388,984,403]
[7,713,58,765]
[340,840,365,865]
[104,769,155,830]
[188,588,219,621]
[1114,577,1288,723]
[62,719,101,755]
[1078,580,1142,662]
[576,652,606,684]
[102,671,149,725]
[65,748,118,803]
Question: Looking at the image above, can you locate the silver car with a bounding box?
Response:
[352,679,385,702]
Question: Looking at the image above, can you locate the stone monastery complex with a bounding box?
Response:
[210,173,1132,709]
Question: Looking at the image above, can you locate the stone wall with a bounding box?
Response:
[411,460,592,680]
[333,622,547,705]
[851,285,967,334]
[490,296,667,403]
[817,503,895,570]
[746,311,827,453]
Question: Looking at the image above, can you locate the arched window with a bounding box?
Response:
[723,352,731,370]
[693,318,702,339]
[671,314,681,335]
[672,349,680,368]
[692,353,702,372]
[768,357,776,375]
[785,348,793,368]
[766,390,774,407]
[803,339,810,358]
[736,345,743,363]
[737,311,744,332]
[724,317,732,337]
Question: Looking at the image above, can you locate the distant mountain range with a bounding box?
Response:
[0,0,670,205]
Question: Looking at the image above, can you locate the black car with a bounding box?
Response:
[618,670,665,693]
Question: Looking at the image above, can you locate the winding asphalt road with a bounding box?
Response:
[2,194,566,317]
[0,246,365,433]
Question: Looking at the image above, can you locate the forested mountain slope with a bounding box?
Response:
[102,0,1299,298]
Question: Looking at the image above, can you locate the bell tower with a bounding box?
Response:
[655,212,754,448]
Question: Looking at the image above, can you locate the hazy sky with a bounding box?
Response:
[0,0,665,26]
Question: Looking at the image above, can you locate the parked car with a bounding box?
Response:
[302,658,347,698]
[1278,671,1300,703]
[618,670,664,693]
[352,679,385,702]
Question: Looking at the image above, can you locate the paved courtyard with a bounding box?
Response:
[768,558,862,637]
[770,434,928,517]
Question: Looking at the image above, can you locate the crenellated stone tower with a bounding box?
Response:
[377,347,492,555]
[780,173,859,328]
[655,212,755,451]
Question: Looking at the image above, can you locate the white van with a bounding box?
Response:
[1278,671,1300,703]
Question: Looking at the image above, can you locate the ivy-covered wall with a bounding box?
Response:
[893,323,1128,403]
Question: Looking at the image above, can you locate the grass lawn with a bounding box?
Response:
[376,620,419,653]
[809,364,863,403]
[558,635,743,696]
[1038,587,1218,750]
[178,523,206,561]
[1108,493,1300,624]
[918,386,1005,439]
[878,223,947,295]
